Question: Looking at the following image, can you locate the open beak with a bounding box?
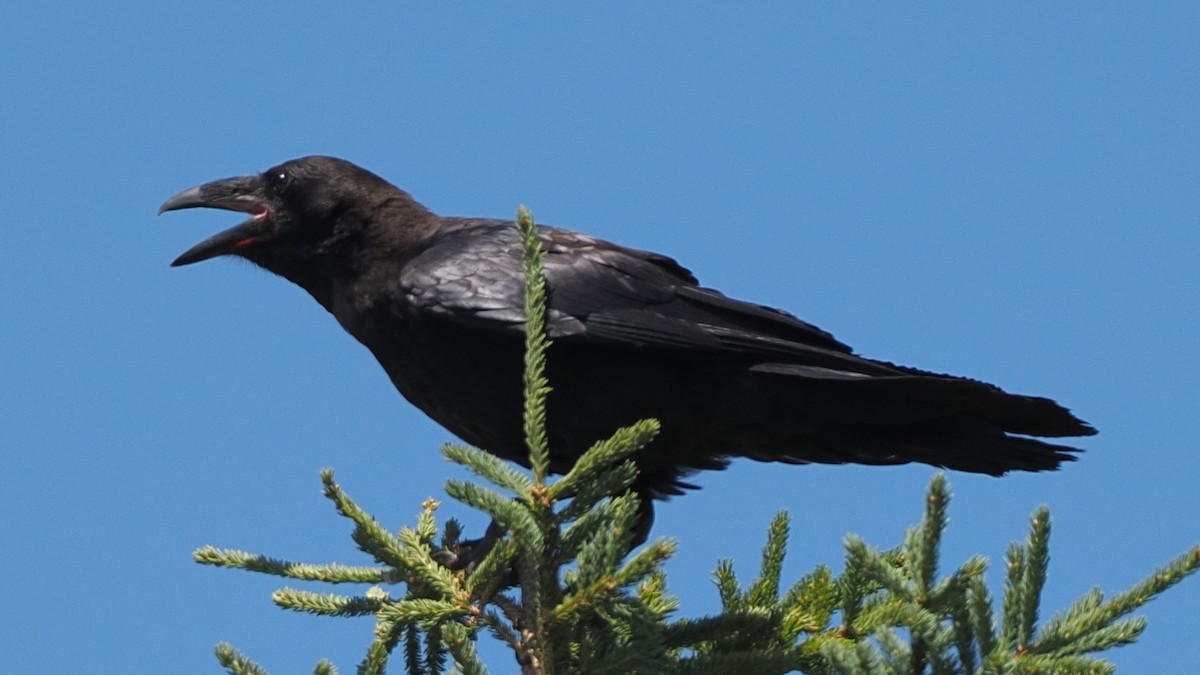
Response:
[159,175,273,266]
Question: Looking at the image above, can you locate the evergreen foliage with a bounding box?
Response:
[196,210,1199,674]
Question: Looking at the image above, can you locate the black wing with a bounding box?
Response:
[398,220,1094,444]
[398,221,891,373]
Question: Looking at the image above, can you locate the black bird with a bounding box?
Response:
[161,156,1094,526]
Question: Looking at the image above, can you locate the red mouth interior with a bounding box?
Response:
[225,200,271,219]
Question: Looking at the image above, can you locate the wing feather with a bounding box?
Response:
[400,223,875,369]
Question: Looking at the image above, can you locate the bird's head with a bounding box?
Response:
[160,156,429,273]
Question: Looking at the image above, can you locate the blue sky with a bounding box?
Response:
[3,3,1197,673]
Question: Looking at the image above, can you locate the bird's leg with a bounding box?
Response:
[630,492,656,548]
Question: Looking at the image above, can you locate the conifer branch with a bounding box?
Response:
[1017,507,1052,649]
[614,538,677,588]
[1000,540,1027,652]
[443,442,534,494]
[320,469,408,570]
[966,574,998,658]
[481,607,524,653]
[747,511,790,607]
[444,478,543,554]
[1017,654,1115,675]
[215,642,270,675]
[908,473,949,600]
[394,526,459,597]
[379,598,471,626]
[403,624,423,675]
[465,539,518,599]
[548,419,660,501]
[714,559,742,611]
[442,621,487,675]
[195,213,1198,674]
[272,588,383,617]
[662,612,781,648]
[517,205,552,483]
[359,636,391,675]
[554,460,640,523]
[556,499,623,564]
[845,536,912,603]
[193,547,386,583]
[1032,546,1200,656]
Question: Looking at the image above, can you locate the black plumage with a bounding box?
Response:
[161,156,1094,511]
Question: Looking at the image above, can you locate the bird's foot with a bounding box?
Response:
[432,518,507,573]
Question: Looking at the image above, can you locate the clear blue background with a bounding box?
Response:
[3,3,1197,673]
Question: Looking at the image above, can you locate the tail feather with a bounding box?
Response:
[724,363,1092,475]
[746,363,1095,438]
[735,419,1081,475]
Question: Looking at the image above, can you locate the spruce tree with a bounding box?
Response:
[197,208,1199,675]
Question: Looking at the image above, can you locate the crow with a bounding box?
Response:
[161,155,1094,533]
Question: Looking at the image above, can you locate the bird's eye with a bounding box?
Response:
[270,171,292,191]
